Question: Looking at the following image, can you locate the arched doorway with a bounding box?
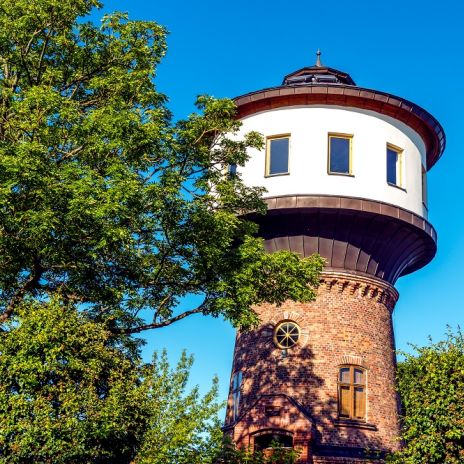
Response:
[253,429,294,459]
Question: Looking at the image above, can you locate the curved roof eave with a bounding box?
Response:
[233,84,446,171]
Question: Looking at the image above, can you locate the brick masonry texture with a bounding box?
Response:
[225,271,401,464]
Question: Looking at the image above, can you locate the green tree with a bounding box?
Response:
[0,300,223,464]
[0,1,324,461]
[0,0,323,336]
[388,329,464,464]
[134,351,223,464]
[0,300,146,463]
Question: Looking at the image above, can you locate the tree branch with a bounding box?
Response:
[55,144,85,163]
[0,257,43,323]
[36,31,52,84]
[24,28,45,56]
[114,305,206,335]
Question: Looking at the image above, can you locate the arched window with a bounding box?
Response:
[338,366,366,420]
[231,371,242,420]
[254,431,293,452]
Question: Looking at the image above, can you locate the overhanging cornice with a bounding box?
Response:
[247,194,437,284]
[234,85,445,170]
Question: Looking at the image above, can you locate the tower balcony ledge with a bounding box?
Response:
[247,194,436,285]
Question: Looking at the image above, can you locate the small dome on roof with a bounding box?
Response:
[282,51,356,86]
[234,51,445,170]
[282,65,356,86]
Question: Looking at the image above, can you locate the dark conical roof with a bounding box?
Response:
[282,65,356,86]
[282,51,356,86]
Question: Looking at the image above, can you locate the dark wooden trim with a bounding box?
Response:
[234,85,445,170]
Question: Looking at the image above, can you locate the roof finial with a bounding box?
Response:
[315,49,322,67]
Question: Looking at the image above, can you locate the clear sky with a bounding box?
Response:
[92,0,463,407]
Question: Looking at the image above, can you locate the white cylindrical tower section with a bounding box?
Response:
[237,105,427,217]
[233,66,445,222]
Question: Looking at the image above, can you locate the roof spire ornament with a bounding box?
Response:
[315,49,322,67]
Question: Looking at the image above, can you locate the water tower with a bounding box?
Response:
[223,53,445,463]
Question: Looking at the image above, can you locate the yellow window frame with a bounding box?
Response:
[328,133,353,175]
[265,134,291,177]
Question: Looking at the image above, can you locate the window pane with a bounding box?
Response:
[422,166,427,205]
[387,148,398,184]
[354,369,364,385]
[269,138,289,175]
[233,371,242,390]
[330,137,350,174]
[339,386,351,417]
[228,164,237,176]
[354,387,366,419]
[339,367,350,383]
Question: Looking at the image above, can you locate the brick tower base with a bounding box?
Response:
[224,271,401,463]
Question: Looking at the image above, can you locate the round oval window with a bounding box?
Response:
[273,321,301,349]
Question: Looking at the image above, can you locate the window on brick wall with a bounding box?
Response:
[273,320,301,349]
[338,366,366,421]
[231,371,242,421]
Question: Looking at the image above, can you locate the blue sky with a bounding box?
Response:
[92,0,463,405]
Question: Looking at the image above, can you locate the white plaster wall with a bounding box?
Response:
[235,106,428,218]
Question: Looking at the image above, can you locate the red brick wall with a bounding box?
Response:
[225,271,401,463]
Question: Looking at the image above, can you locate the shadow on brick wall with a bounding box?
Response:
[226,321,389,462]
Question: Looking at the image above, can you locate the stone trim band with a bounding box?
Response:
[320,270,399,313]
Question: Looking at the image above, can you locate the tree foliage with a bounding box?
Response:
[0,300,145,462]
[133,351,222,464]
[0,0,324,461]
[0,300,302,463]
[0,300,222,463]
[0,0,323,335]
[388,329,464,464]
